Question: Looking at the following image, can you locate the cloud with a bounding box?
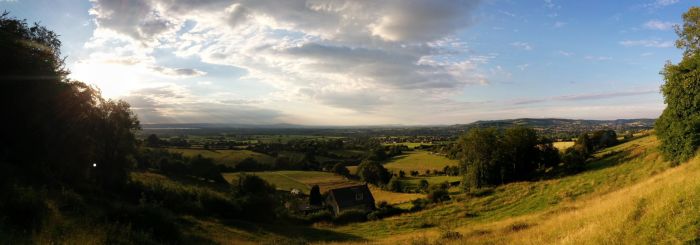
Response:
[619,39,674,48]
[517,64,529,71]
[510,42,533,50]
[151,66,206,77]
[647,0,679,7]
[557,50,574,56]
[643,20,676,30]
[83,0,500,123]
[512,89,658,105]
[553,21,566,28]
[584,55,612,61]
[121,85,284,124]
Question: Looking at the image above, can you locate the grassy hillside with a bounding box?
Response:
[167,148,276,167]
[317,135,688,244]
[383,151,459,173]
[119,134,700,244]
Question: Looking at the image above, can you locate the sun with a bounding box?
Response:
[69,62,143,99]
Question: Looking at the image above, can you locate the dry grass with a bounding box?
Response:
[553,141,575,151]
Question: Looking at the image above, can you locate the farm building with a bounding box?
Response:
[325,184,375,215]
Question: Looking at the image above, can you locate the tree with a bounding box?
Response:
[387,178,403,192]
[309,185,323,206]
[332,163,350,176]
[398,170,406,178]
[458,128,501,190]
[357,160,391,186]
[656,7,700,164]
[146,134,162,147]
[418,179,429,192]
[500,127,540,182]
[0,13,140,189]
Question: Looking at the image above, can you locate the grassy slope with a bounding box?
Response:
[167,148,276,167]
[383,151,459,173]
[181,134,698,244]
[321,135,688,244]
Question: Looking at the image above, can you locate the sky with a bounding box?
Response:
[1,0,695,125]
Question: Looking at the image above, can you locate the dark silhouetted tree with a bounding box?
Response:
[309,185,323,206]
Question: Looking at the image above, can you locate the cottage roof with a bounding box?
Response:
[327,184,374,209]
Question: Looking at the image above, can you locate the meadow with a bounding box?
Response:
[166,148,276,167]
[383,150,459,173]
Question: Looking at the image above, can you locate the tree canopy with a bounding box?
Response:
[656,7,700,164]
[0,13,140,189]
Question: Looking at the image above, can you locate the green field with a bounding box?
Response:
[166,148,276,167]
[221,171,424,205]
[383,150,459,173]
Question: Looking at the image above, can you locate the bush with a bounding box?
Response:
[333,210,367,224]
[0,185,50,233]
[387,178,403,192]
[307,210,334,223]
[410,198,430,212]
[428,188,450,203]
[367,202,404,220]
[106,204,182,244]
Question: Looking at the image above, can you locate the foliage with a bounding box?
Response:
[427,182,451,203]
[457,127,559,190]
[309,185,323,206]
[356,160,392,186]
[367,201,405,220]
[387,177,403,192]
[332,163,350,177]
[0,13,139,189]
[656,7,700,164]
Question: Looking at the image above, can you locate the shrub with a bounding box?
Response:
[367,202,404,220]
[387,178,403,192]
[106,204,182,244]
[410,198,430,212]
[333,210,367,224]
[428,188,450,203]
[0,185,50,233]
[307,210,333,223]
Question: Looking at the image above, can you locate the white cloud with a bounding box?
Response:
[584,55,612,61]
[553,21,566,28]
[151,66,206,77]
[619,39,674,48]
[510,41,533,50]
[643,20,676,30]
[517,64,529,71]
[83,0,489,123]
[557,50,574,56]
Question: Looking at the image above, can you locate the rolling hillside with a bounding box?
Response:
[194,134,700,244]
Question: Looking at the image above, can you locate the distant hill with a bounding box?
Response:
[448,118,656,138]
[140,118,656,137]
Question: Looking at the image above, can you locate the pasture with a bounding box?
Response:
[553,141,574,151]
[383,150,459,173]
[167,148,276,167]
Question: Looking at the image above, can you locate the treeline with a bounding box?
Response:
[455,127,620,190]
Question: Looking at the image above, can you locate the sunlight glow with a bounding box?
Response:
[70,62,144,99]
